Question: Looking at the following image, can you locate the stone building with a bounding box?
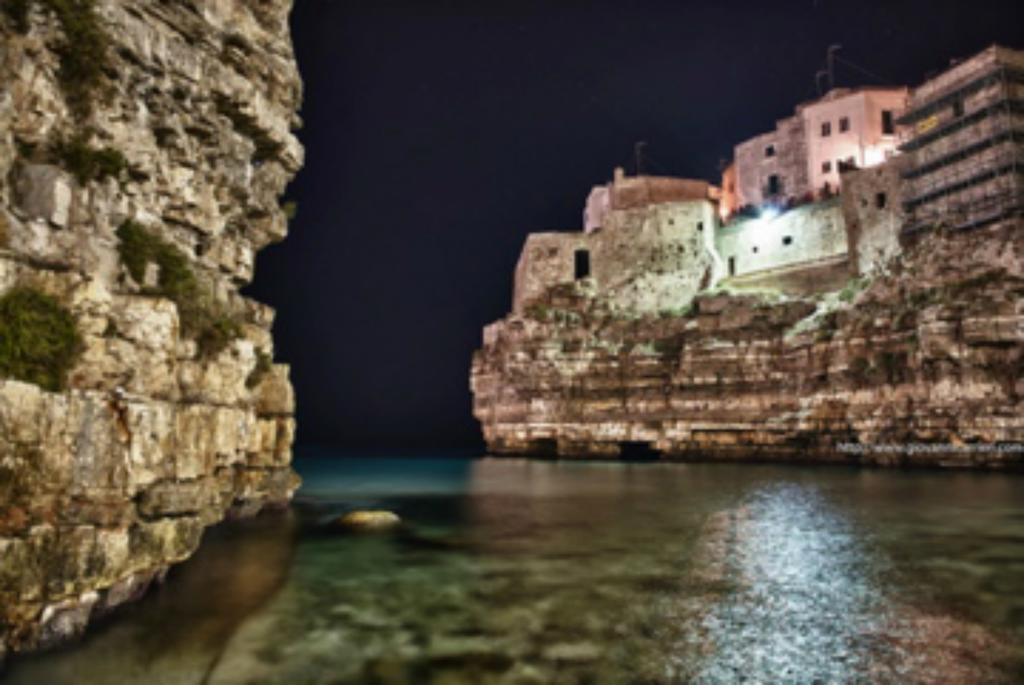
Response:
[516,170,721,315]
[898,44,1024,234]
[730,87,909,213]
[841,157,909,274]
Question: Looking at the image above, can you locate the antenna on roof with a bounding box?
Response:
[827,44,843,90]
[634,141,647,176]
[815,69,829,96]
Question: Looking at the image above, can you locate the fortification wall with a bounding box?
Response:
[716,199,847,281]
[512,200,720,315]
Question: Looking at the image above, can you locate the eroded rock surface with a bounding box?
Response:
[0,0,302,656]
[472,222,1024,467]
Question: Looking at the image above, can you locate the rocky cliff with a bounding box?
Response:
[472,222,1024,468]
[0,0,302,656]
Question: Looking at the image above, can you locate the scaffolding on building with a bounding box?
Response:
[899,57,1024,235]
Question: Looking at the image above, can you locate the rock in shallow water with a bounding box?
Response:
[334,510,402,531]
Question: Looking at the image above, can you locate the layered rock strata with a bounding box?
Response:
[0,0,302,655]
[472,223,1024,467]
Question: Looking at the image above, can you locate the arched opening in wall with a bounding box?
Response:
[527,438,558,457]
[618,441,661,462]
[574,249,590,279]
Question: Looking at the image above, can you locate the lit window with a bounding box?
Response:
[821,121,832,137]
[839,116,850,132]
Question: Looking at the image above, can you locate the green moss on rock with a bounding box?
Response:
[53,134,127,184]
[0,287,83,391]
[246,349,273,389]
[3,0,31,32]
[42,0,111,119]
[116,221,241,358]
[282,200,297,221]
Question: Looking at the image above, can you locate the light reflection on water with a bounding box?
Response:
[681,484,882,682]
[4,455,1023,684]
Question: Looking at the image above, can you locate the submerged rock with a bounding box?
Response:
[335,510,402,532]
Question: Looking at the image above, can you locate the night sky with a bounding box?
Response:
[246,0,1024,449]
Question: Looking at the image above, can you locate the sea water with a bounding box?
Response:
[5,450,1023,684]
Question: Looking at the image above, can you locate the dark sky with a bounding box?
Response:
[246,0,1024,448]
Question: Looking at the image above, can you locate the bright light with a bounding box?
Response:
[759,206,781,220]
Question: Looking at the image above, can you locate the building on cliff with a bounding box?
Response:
[0,0,301,657]
[725,86,909,217]
[517,45,1024,319]
[474,44,1024,468]
[515,168,723,315]
[898,44,1024,235]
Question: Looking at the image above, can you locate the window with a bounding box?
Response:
[782,236,793,246]
[952,99,964,118]
[821,121,832,137]
[574,249,590,280]
[766,174,781,196]
[875,192,887,209]
[881,109,895,134]
[822,160,832,173]
[839,116,850,132]
[728,256,736,276]
[765,144,776,158]
[752,246,759,254]
[696,221,704,232]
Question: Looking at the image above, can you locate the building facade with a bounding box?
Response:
[517,171,722,315]
[730,87,909,214]
[897,45,1024,234]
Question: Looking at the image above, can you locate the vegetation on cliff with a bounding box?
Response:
[246,349,273,388]
[53,134,127,184]
[0,287,83,391]
[5,0,111,119]
[116,221,241,358]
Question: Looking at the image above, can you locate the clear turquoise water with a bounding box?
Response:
[5,452,1024,684]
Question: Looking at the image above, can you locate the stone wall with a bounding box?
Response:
[842,158,908,275]
[0,0,302,657]
[512,200,721,315]
[716,199,848,281]
[473,222,1024,467]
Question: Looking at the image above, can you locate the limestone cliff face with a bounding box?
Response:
[472,223,1024,467]
[0,0,302,655]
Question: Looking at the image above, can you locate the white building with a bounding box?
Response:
[728,87,909,213]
